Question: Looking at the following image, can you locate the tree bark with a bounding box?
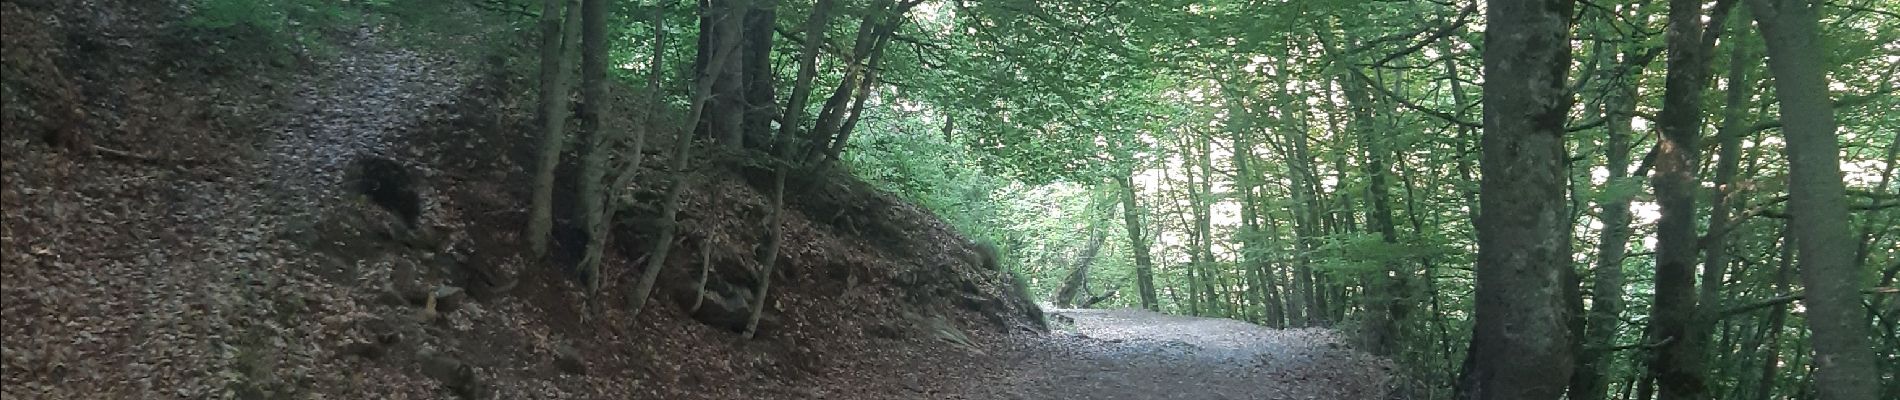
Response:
[1748,0,1881,398]
[1119,174,1160,311]
[1345,67,1406,357]
[1055,221,1107,308]
[1572,22,1644,400]
[741,0,778,148]
[777,0,833,159]
[1646,0,1734,396]
[529,0,581,258]
[701,0,748,147]
[1457,0,1577,396]
[629,7,741,315]
[574,0,613,294]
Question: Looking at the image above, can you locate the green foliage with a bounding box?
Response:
[185,0,368,63]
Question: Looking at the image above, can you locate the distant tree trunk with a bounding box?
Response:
[777,0,833,158]
[1749,0,1881,398]
[1119,174,1160,311]
[1697,17,1755,391]
[1193,127,1218,317]
[1228,88,1272,324]
[1752,226,1794,400]
[1055,223,1107,308]
[1457,0,1577,396]
[808,0,919,159]
[529,0,581,258]
[826,30,895,160]
[1344,68,1405,357]
[1572,26,1643,400]
[1272,49,1317,327]
[574,0,614,294]
[629,5,741,315]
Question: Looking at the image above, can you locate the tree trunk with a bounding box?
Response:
[1345,67,1406,357]
[826,29,896,160]
[1270,49,1318,326]
[1573,28,1643,400]
[1696,17,1755,393]
[1055,222,1108,308]
[574,0,613,294]
[702,0,747,147]
[1752,226,1794,400]
[529,0,582,258]
[1119,174,1160,311]
[1194,125,1218,317]
[777,0,833,159]
[1456,0,1577,396]
[1749,0,1881,398]
[629,7,742,315]
[741,0,778,148]
[1647,0,1734,396]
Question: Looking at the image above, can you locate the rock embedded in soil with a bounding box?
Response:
[552,343,587,376]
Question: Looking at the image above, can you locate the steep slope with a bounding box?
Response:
[1,1,1043,399]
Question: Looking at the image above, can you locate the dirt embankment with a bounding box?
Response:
[2,1,1043,398]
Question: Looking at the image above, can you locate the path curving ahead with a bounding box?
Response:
[812,308,1395,399]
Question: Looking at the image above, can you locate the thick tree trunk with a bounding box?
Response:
[574,0,613,294]
[1457,0,1577,396]
[529,0,581,258]
[741,0,778,148]
[703,0,748,147]
[1748,0,1881,398]
[1119,174,1160,311]
[1646,0,1734,396]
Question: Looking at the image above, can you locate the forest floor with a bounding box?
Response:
[813,308,1394,399]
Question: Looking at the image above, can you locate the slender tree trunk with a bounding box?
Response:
[1194,126,1218,317]
[1120,174,1160,311]
[1749,1,1881,398]
[1457,0,1577,396]
[1695,19,1755,392]
[744,150,788,339]
[629,8,741,314]
[1752,226,1794,400]
[1345,68,1406,357]
[1055,222,1108,308]
[827,30,896,160]
[529,0,582,258]
[778,0,833,159]
[1573,30,1643,400]
[1269,49,1318,326]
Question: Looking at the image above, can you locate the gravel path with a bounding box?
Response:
[816,309,1394,400]
[983,309,1392,399]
